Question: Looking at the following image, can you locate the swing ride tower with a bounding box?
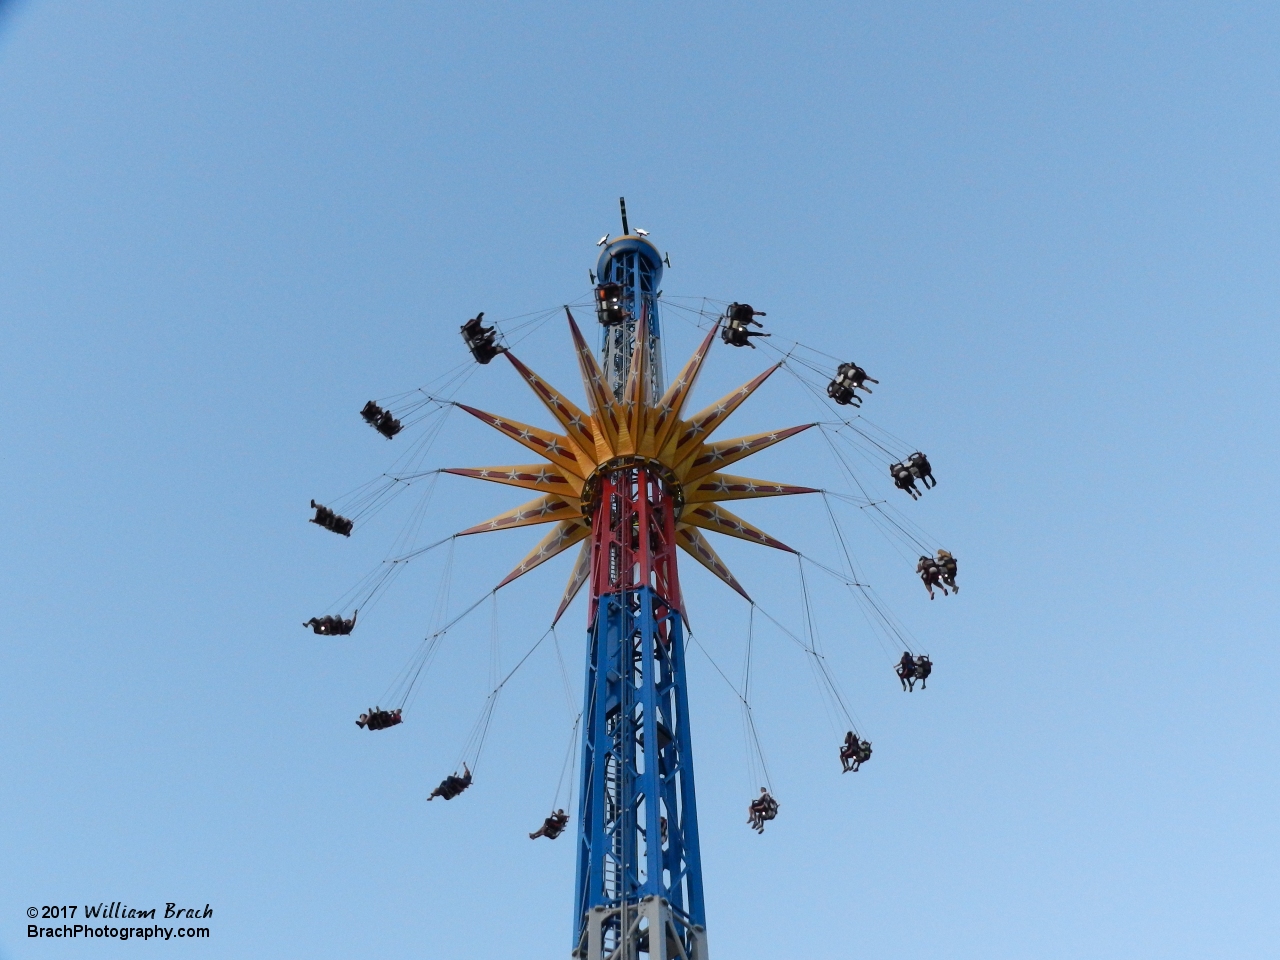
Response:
[573,230,707,960]
[442,202,819,958]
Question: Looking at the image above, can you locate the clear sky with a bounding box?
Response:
[2,2,1277,958]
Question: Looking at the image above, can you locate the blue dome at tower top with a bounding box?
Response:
[596,236,664,285]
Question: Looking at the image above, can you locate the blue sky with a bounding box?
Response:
[2,2,1277,958]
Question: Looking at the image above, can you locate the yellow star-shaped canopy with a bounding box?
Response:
[446,310,817,617]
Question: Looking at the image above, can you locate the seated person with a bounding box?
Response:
[747,788,779,833]
[897,650,917,679]
[428,763,473,801]
[360,400,384,425]
[836,361,877,393]
[890,463,921,499]
[907,451,935,487]
[827,378,860,406]
[305,611,357,635]
[721,303,769,348]
[461,312,502,364]
[916,556,948,599]
[462,312,492,338]
[914,655,932,689]
[529,809,570,840]
[827,362,875,406]
[898,649,922,690]
[363,706,402,731]
[729,302,766,326]
[309,500,354,536]
[840,731,859,772]
[375,409,402,439]
[841,732,872,771]
[935,550,958,591]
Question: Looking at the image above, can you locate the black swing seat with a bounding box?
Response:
[721,324,770,348]
[829,362,874,405]
[362,708,402,731]
[430,769,473,801]
[461,313,503,364]
[828,380,859,406]
[310,501,354,536]
[361,401,402,438]
[304,612,357,636]
[595,283,627,326]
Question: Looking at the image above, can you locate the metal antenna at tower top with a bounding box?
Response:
[619,197,630,236]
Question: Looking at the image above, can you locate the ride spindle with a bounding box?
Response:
[575,219,707,960]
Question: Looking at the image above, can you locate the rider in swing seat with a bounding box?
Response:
[461,312,503,364]
[361,706,402,731]
[898,650,916,676]
[747,787,779,833]
[428,763,473,801]
[917,555,948,599]
[530,809,570,840]
[891,462,921,499]
[310,500,354,536]
[375,409,402,439]
[721,303,770,348]
[935,549,958,592]
[828,362,877,405]
[840,731,859,772]
[841,731,873,771]
[907,451,935,488]
[594,283,627,326]
[913,655,932,689]
[304,610,357,635]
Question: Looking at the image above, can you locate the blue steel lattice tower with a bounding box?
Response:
[574,207,708,960]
